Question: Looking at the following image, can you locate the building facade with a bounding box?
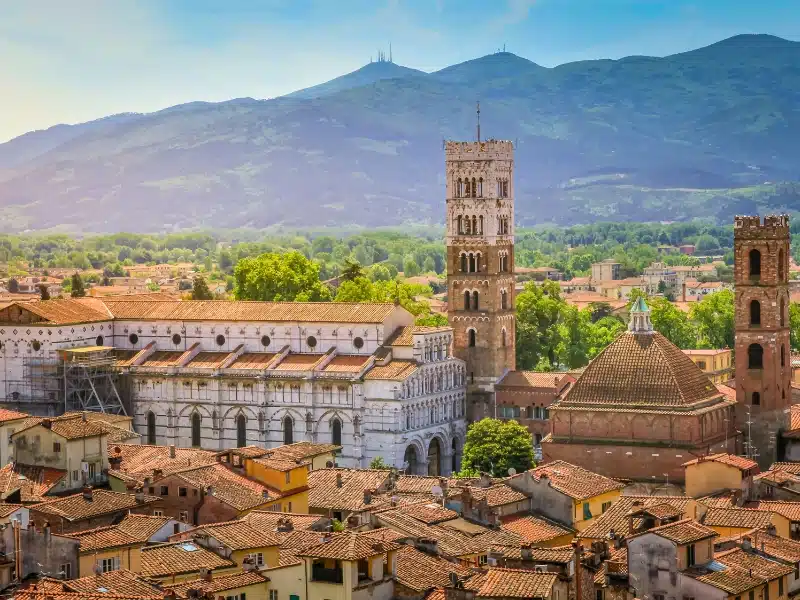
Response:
[445,139,516,421]
[734,215,792,467]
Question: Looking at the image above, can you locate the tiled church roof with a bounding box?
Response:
[557,330,723,409]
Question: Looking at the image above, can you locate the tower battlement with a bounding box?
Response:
[445,140,513,161]
[734,214,790,239]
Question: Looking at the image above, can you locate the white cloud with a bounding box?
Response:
[489,0,537,31]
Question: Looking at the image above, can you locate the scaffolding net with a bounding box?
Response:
[60,346,127,415]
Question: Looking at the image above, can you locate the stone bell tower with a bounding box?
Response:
[445,109,516,421]
[734,214,792,466]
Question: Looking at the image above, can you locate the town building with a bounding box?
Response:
[682,453,759,499]
[590,260,621,283]
[445,138,516,421]
[542,298,737,482]
[682,348,734,384]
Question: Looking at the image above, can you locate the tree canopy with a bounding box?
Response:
[69,273,86,298]
[191,275,214,300]
[459,419,534,478]
[234,251,332,302]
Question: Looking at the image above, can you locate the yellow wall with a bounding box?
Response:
[246,460,308,493]
[686,351,732,384]
[151,564,240,584]
[264,563,306,600]
[231,546,281,570]
[685,462,742,499]
[240,490,308,516]
[307,453,336,471]
[708,513,790,540]
[0,417,28,468]
[79,546,141,577]
[305,558,352,600]
[573,489,622,532]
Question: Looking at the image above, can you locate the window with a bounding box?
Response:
[129,333,139,345]
[686,543,696,567]
[174,523,181,534]
[534,433,542,446]
[100,557,120,573]
[153,510,164,517]
[96,335,104,346]
[247,552,265,567]
[501,290,508,310]
[285,471,291,484]
[654,595,664,600]
[72,470,79,481]
[782,297,786,327]
[460,254,467,272]
[216,334,226,346]
[779,576,784,596]
[331,418,342,446]
[261,335,271,347]
[602,501,612,513]
[752,392,761,406]
[172,333,182,345]
[53,442,61,453]
[795,563,799,580]
[749,592,755,600]
[283,416,293,445]
[306,336,317,349]
[478,555,488,566]
[472,290,479,311]
[464,290,470,311]
[59,563,71,579]
[583,502,592,520]
[779,248,785,280]
[782,344,786,368]
[180,510,189,522]
[146,411,156,445]
[160,486,168,496]
[191,412,201,447]
[749,249,761,277]
[596,591,603,600]
[149,487,155,494]
[236,414,247,448]
[696,360,707,370]
[748,343,763,369]
[353,336,364,349]
[270,592,279,600]
[468,330,476,347]
[179,487,187,497]
[750,300,761,325]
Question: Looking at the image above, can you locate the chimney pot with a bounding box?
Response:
[363,489,372,505]
[169,445,176,459]
[82,485,93,501]
[336,473,343,488]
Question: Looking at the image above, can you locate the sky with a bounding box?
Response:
[2,0,799,142]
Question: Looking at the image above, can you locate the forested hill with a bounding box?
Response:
[0,34,798,233]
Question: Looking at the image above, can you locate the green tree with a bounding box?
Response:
[515,281,567,370]
[340,259,364,282]
[403,257,420,277]
[191,276,214,300]
[459,419,534,478]
[369,456,389,469]
[334,277,374,302]
[38,284,50,300]
[790,303,800,352]
[415,312,449,327]
[7,278,18,293]
[649,297,696,349]
[422,256,436,273]
[368,264,392,282]
[690,289,734,349]
[234,251,332,302]
[586,316,625,358]
[70,273,86,298]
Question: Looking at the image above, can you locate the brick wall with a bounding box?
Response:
[145,474,203,525]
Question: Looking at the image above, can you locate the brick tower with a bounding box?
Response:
[445,131,516,421]
[734,214,792,466]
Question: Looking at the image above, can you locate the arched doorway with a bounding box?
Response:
[451,438,458,474]
[146,411,156,445]
[404,445,418,475]
[190,412,201,447]
[236,414,247,448]
[283,416,293,445]
[331,418,342,446]
[428,438,441,476]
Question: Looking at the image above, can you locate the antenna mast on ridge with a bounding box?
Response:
[476,101,481,142]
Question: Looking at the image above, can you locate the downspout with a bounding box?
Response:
[304,558,309,600]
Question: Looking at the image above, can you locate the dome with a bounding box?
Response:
[559,330,723,409]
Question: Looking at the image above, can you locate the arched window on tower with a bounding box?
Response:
[781,297,786,327]
[501,328,507,347]
[236,414,246,448]
[501,290,508,310]
[750,300,761,325]
[478,178,483,197]
[283,416,293,445]
[749,249,761,278]
[468,329,476,347]
[191,412,201,448]
[460,254,467,272]
[469,254,476,273]
[782,344,786,368]
[457,215,463,234]
[752,392,761,405]
[471,177,477,198]
[464,291,471,311]
[472,216,477,234]
[464,217,471,235]
[331,418,342,446]
[748,343,764,370]
[475,253,481,273]
[479,215,483,235]
[146,411,156,445]
[465,178,471,198]
[456,178,462,198]
[779,249,785,280]
[472,291,479,311]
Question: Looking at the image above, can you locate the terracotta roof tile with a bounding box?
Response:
[468,568,557,598]
[703,508,775,529]
[0,463,66,503]
[173,463,283,511]
[683,453,759,472]
[227,352,277,370]
[139,541,236,577]
[393,475,446,495]
[62,569,162,597]
[0,503,24,517]
[386,326,414,346]
[395,545,473,592]
[297,531,401,560]
[395,502,459,525]
[490,544,574,563]
[0,408,30,422]
[578,496,693,540]
[193,520,280,550]
[685,567,763,595]
[31,489,161,522]
[499,514,574,544]
[374,510,481,558]
[556,331,723,408]
[643,518,718,544]
[269,442,340,461]
[1,299,110,325]
[747,530,800,562]
[308,468,390,512]
[464,483,528,507]
[13,414,110,440]
[243,511,326,533]
[363,360,419,381]
[185,352,231,368]
[322,355,371,373]
[524,461,624,500]
[100,299,400,324]
[162,571,268,598]
[716,547,793,580]
[108,444,218,483]
[274,353,323,370]
[497,371,567,389]
[769,462,800,475]
[67,514,172,551]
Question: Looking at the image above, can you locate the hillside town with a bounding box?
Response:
[0,136,798,600]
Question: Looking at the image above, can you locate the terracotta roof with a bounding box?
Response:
[703,507,775,529]
[716,383,737,401]
[500,514,574,544]
[755,468,800,486]
[466,568,557,598]
[308,468,390,511]
[716,547,793,581]
[67,513,173,551]
[395,545,473,592]
[748,530,800,562]
[274,353,323,370]
[139,541,236,577]
[193,519,280,550]
[0,408,30,423]
[252,456,306,472]
[0,463,66,503]
[386,326,414,346]
[185,352,230,368]
[578,496,693,540]
[108,443,218,482]
[770,462,800,475]
[227,352,277,370]
[162,571,268,598]
[636,502,684,520]
[594,546,628,586]
[269,441,340,461]
[497,371,567,389]
[323,354,371,373]
[13,414,110,440]
[100,299,401,323]
[364,359,419,380]
[392,475,447,495]
[0,503,23,517]
[14,593,157,600]
[683,453,759,472]
[0,299,110,325]
[62,569,162,597]
[490,544,574,563]
[524,460,624,500]
[173,463,283,511]
[394,502,459,525]
[425,588,446,600]
[555,330,723,408]
[464,483,528,507]
[297,531,401,560]
[643,518,717,544]
[374,510,482,557]
[31,489,161,522]
[243,511,326,532]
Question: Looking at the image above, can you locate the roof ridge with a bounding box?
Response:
[652,332,688,404]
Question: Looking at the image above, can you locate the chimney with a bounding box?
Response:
[347,515,360,529]
[336,473,343,488]
[682,283,686,303]
[262,490,270,501]
[169,445,176,459]
[276,517,294,533]
[742,536,752,551]
[41,419,52,430]
[242,557,258,572]
[478,472,492,488]
[109,454,122,470]
[163,591,177,600]
[199,567,211,582]
[153,468,163,480]
[43,521,51,540]
[82,485,93,501]
[363,489,372,505]
[415,538,439,556]
[82,412,87,422]
[520,543,533,561]
[135,487,145,504]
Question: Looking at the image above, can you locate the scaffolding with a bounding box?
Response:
[60,346,127,415]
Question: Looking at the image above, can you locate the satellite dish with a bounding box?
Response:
[507,467,517,476]
[325,460,334,468]
[431,485,443,497]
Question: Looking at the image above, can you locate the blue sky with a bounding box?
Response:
[2,0,798,142]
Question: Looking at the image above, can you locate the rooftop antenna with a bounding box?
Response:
[476,101,481,143]
[389,42,392,63]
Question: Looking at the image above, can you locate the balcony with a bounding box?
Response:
[312,563,343,585]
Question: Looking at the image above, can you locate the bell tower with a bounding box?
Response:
[734,214,791,465]
[445,116,516,421]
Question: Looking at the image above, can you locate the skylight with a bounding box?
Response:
[180,542,199,552]
[96,587,109,592]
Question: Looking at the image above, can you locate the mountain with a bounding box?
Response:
[286,60,426,99]
[0,34,798,232]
